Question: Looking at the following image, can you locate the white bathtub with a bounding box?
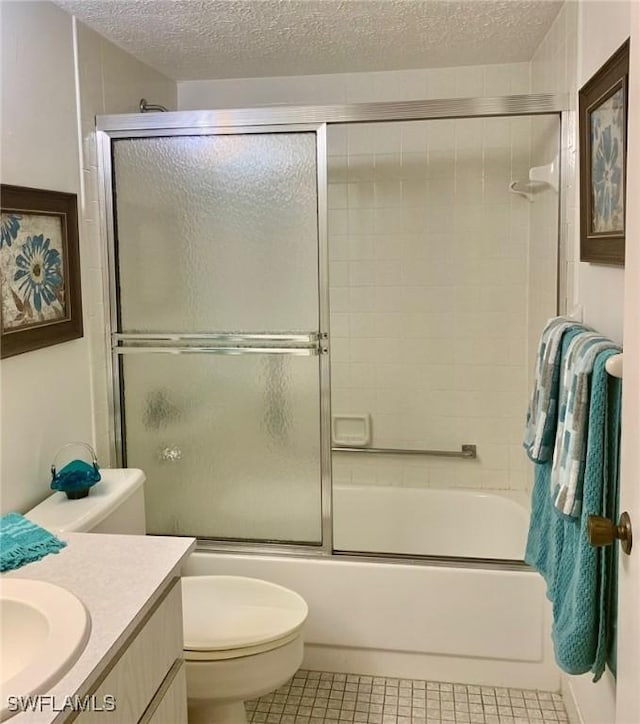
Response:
[332,484,529,560]
[183,479,558,691]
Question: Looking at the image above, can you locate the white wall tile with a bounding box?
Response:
[427,67,459,99]
[509,63,532,94]
[328,183,348,209]
[327,108,555,499]
[176,59,561,509]
[483,65,514,96]
[455,65,485,97]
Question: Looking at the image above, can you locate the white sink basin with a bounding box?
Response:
[0,579,90,721]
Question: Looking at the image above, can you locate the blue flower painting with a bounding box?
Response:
[1,214,21,248]
[14,234,63,312]
[0,214,66,330]
[591,87,625,233]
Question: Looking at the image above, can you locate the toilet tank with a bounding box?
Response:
[26,468,146,535]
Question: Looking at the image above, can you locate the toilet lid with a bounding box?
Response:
[181,576,308,652]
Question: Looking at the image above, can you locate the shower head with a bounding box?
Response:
[139,98,169,113]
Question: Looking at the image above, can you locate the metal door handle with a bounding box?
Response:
[587,511,633,555]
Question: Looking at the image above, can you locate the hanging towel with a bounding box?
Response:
[0,512,66,572]
[525,327,582,610]
[526,341,622,680]
[523,317,586,464]
[551,333,621,518]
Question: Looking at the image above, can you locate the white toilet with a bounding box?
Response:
[26,468,308,724]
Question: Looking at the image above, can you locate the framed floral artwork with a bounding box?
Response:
[579,39,629,266]
[1,185,83,358]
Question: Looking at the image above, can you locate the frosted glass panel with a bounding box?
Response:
[113,133,319,332]
[121,353,322,543]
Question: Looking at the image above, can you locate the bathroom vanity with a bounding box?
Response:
[4,532,195,723]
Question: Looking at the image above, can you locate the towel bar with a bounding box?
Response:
[332,444,477,459]
[605,353,623,378]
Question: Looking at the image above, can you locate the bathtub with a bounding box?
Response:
[182,484,558,691]
[332,484,530,560]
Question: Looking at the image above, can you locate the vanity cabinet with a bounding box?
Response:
[73,579,186,724]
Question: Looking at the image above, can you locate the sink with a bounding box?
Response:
[1,579,90,721]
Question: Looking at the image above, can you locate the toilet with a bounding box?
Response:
[26,468,308,724]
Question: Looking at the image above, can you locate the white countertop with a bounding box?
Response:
[4,532,195,723]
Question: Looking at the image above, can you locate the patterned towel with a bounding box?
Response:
[0,513,66,572]
[551,333,621,518]
[523,317,586,463]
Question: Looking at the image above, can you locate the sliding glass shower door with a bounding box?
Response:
[110,130,327,544]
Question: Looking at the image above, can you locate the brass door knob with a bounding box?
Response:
[587,511,633,555]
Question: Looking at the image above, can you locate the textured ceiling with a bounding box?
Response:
[53,0,563,81]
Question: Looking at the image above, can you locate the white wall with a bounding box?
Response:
[0,0,92,514]
[531,0,631,720]
[575,1,629,345]
[178,62,530,109]
[532,0,628,345]
[0,1,176,514]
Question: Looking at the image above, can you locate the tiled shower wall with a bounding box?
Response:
[179,60,560,502]
[328,116,545,499]
[525,1,577,497]
[531,1,578,322]
[525,116,562,497]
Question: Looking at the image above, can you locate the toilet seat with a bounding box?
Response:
[181,576,308,662]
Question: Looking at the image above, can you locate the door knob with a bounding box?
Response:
[587,511,632,555]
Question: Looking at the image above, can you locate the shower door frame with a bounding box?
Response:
[97,92,570,567]
[98,122,333,554]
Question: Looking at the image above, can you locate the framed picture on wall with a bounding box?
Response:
[0,184,83,358]
[579,39,629,266]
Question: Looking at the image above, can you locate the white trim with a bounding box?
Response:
[561,676,585,724]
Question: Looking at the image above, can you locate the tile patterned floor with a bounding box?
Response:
[246,670,569,724]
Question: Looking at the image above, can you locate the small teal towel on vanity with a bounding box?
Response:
[525,327,622,681]
[0,513,66,572]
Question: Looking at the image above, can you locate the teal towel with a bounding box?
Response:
[0,513,66,572]
[551,333,621,518]
[523,317,586,464]
[525,333,621,681]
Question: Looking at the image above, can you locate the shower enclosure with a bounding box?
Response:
[98,94,565,565]
[107,128,330,547]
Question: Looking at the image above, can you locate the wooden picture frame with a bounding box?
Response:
[1,185,83,358]
[579,39,629,266]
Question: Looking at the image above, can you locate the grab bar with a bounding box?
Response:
[332,444,477,459]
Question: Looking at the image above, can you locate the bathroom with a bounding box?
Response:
[1,0,639,722]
